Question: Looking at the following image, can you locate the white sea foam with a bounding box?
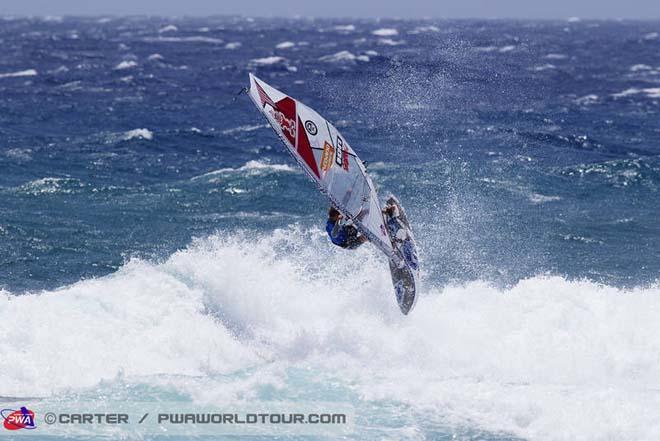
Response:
[544,53,567,60]
[147,53,164,61]
[612,88,641,98]
[372,28,398,36]
[192,160,296,181]
[531,63,556,71]
[4,148,33,161]
[612,88,660,98]
[250,56,287,65]
[143,36,224,44]
[15,177,83,195]
[275,41,295,49]
[474,45,516,53]
[218,160,295,173]
[318,51,369,63]
[114,60,137,70]
[575,94,599,105]
[630,64,652,71]
[528,193,562,203]
[1,229,660,441]
[333,24,355,32]
[224,187,247,194]
[643,32,658,40]
[50,65,69,74]
[0,69,37,79]
[158,24,178,33]
[378,38,404,46]
[123,128,153,140]
[474,46,498,52]
[410,25,440,34]
[224,42,241,50]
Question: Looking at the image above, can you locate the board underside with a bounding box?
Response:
[385,196,419,315]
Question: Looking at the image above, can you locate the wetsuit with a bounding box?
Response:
[326,218,363,249]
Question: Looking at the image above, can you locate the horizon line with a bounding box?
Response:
[2,14,660,21]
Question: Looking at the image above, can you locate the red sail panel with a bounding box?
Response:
[274,97,297,146]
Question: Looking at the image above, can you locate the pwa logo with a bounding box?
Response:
[1,406,37,430]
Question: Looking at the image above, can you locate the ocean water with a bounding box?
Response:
[1,16,659,440]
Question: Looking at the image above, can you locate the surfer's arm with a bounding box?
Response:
[331,221,344,239]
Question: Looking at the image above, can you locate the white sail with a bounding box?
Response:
[247,73,395,259]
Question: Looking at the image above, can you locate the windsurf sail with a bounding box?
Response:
[247,73,398,262]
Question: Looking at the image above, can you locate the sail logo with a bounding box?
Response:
[304,120,318,135]
[334,137,349,171]
[320,142,334,171]
[2,407,37,430]
[271,110,296,138]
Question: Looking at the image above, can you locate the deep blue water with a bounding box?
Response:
[1,17,659,292]
[1,16,660,441]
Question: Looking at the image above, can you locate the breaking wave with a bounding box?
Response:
[1,228,659,440]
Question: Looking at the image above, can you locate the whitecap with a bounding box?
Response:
[532,64,556,72]
[529,193,561,204]
[16,177,83,195]
[474,46,498,52]
[644,88,660,98]
[50,65,69,74]
[609,87,660,99]
[143,36,224,44]
[224,42,241,50]
[250,56,287,65]
[147,53,164,61]
[499,45,516,53]
[158,25,178,33]
[545,53,567,60]
[333,24,355,32]
[575,94,599,105]
[0,69,37,79]
[114,60,137,70]
[318,51,369,63]
[123,128,153,141]
[612,88,641,98]
[225,187,247,195]
[372,28,398,37]
[192,160,296,181]
[630,64,652,71]
[4,148,32,161]
[409,25,440,34]
[378,38,405,46]
[275,41,295,49]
